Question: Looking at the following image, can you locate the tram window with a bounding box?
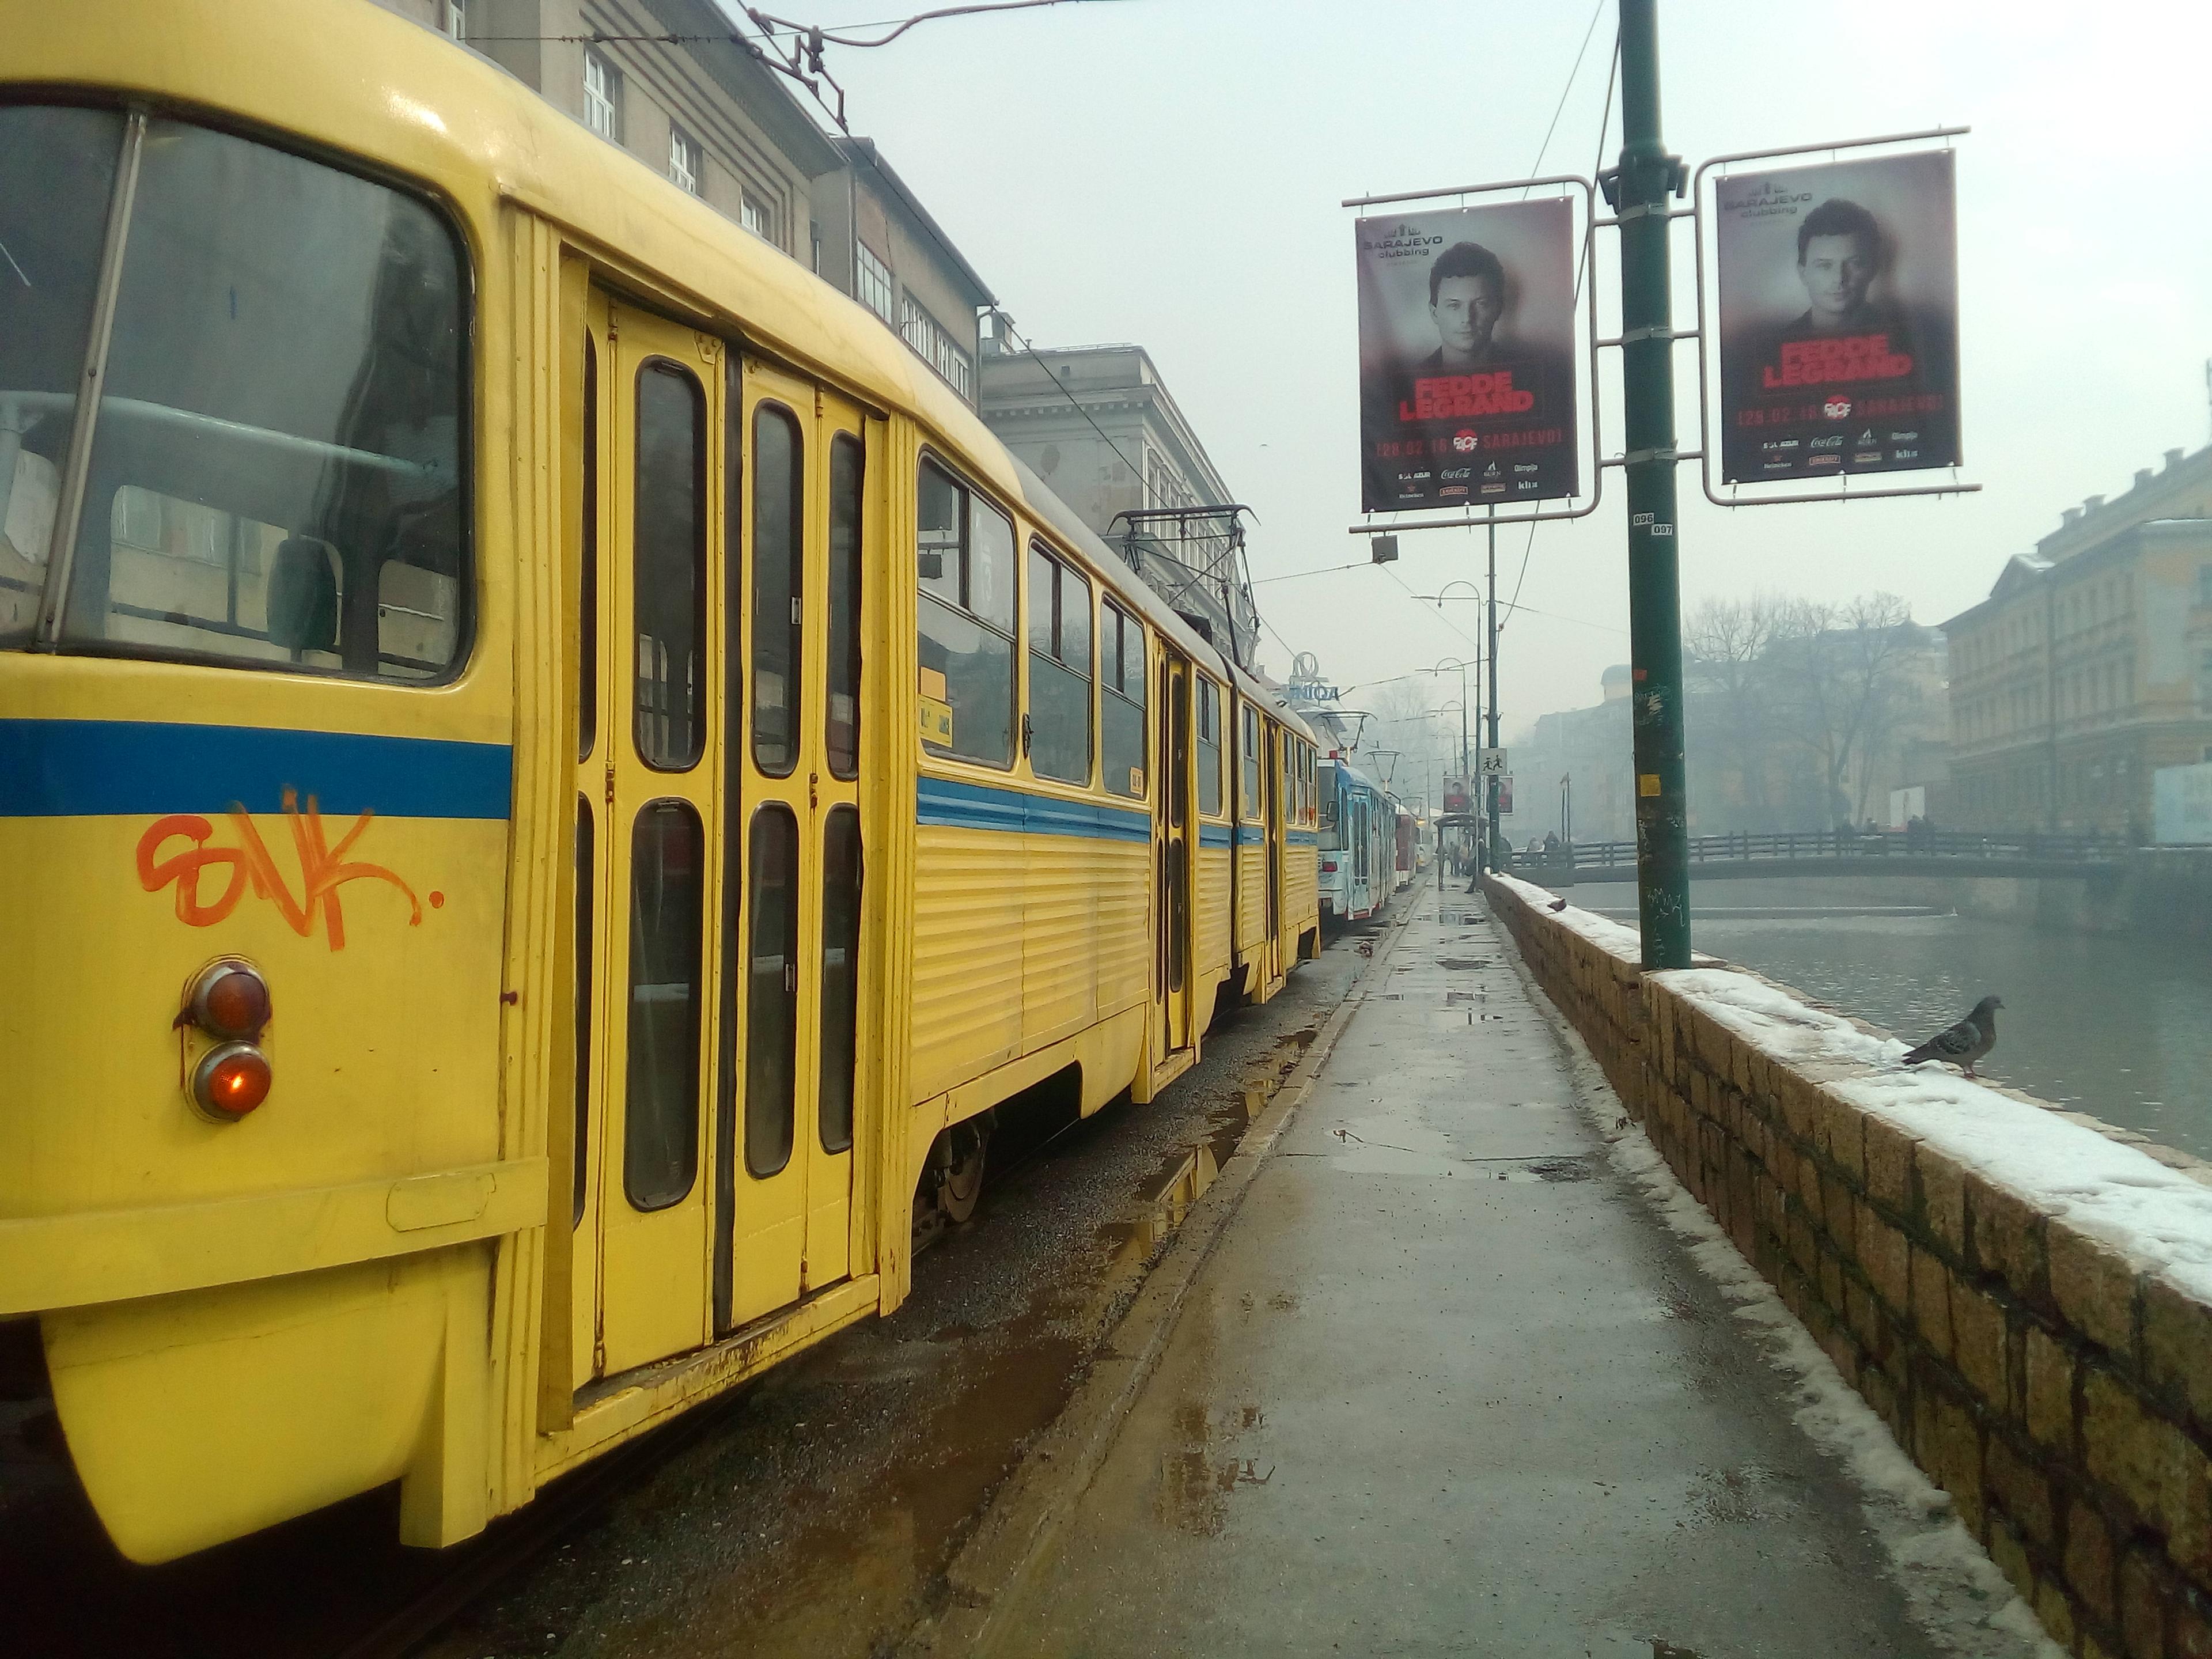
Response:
[826,434,863,779]
[916,457,1014,768]
[0,106,120,648]
[1241,706,1261,813]
[625,800,704,1212]
[574,793,595,1226]
[578,332,599,762]
[1101,599,1146,798]
[633,362,707,769]
[39,117,470,679]
[1026,543,1092,784]
[819,806,863,1154]
[1196,679,1223,817]
[752,404,804,777]
[745,804,801,1178]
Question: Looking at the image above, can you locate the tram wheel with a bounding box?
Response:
[937,1120,988,1225]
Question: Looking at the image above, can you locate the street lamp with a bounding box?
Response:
[1418,657,1479,784]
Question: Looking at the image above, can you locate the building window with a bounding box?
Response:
[441,0,466,40]
[900,296,974,399]
[856,241,895,324]
[668,127,700,194]
[2198,649,2212,714]
[2198,565,2212,608]
[584,50,622,142]
[740,192,768,240]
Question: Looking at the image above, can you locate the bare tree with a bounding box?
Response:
[1684,593,1789,825]
[1763,592,1918,827]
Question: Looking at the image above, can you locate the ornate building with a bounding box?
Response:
[1944,445,2212,835]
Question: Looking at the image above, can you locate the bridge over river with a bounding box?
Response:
[1510,826,2127,884]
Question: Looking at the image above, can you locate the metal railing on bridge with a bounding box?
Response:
[1506,827,2131,875]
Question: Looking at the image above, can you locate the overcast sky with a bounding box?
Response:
[761,0,2212,740]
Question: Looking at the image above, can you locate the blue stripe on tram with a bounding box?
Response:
[0,719,514,820]
[916,774,1152,843]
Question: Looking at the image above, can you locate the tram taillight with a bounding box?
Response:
[180,960,274,1122]
[185,960,272,1040]
[191,1042,272,1121]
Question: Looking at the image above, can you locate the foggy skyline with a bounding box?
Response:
[782,0,2212,739]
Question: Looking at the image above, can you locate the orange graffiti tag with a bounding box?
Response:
[136,789,424,951]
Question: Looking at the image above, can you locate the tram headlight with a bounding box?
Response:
[191,1042,273,1121]
[185,959,272,1040]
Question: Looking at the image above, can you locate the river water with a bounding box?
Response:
[1588,878,2212,1160]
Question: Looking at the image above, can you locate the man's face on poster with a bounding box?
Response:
[1430,273,1503,362]
[1797,232,1877,329]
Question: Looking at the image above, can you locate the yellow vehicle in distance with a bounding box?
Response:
[0,0,1320,1562]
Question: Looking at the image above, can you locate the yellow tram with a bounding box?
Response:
[0,0,1321,1560]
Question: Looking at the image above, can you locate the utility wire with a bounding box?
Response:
[1502,20,1620,636]
[1524,0,1609,187]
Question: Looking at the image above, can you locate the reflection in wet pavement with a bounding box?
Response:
[416,946,1361,1659]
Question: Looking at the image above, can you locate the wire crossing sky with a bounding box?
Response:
[786,0,2212,734]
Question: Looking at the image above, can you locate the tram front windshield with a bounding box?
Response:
[0,105,467,680]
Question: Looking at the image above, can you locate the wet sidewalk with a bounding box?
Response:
[973,891,2013,1658]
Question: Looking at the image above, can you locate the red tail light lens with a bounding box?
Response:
[192,1042,272,1120]
[188,960,271,1040]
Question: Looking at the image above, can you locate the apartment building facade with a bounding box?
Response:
[1944,445,2212,835]
[375,0,988,404]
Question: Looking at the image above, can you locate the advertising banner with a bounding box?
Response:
[1444,777,1472,815]
[1357,198,1580,512]
[1715,150,1961,485]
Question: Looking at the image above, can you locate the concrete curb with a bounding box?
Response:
[897,881,1437,1659]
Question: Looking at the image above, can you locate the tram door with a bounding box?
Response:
[725,361,867,1334]
[1261,725,1282,982]
[1154,653,1194,1059]
[574,297,725,1382]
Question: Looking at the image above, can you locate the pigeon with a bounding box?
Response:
[1548,897,1568,912]
[1902,995,2003,1078]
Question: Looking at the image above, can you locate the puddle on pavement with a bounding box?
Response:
[1435,956,1492,971]
[1096,1027,1315,1285]
[1475,1155,1598,1183]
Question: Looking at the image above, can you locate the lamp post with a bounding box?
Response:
[1420,576,1503,870]
[1422,657,1484,873]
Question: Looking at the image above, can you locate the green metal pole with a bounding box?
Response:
[1612,0,1692,968]
[1486,515,1501,867]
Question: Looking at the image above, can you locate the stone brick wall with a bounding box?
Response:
[1485,873,2212,1659]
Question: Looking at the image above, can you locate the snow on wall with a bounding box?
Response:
[1484,872,2212,1659]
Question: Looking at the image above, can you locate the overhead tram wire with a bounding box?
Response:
[1522,0,1609,194]
[1503,20,1621,636]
